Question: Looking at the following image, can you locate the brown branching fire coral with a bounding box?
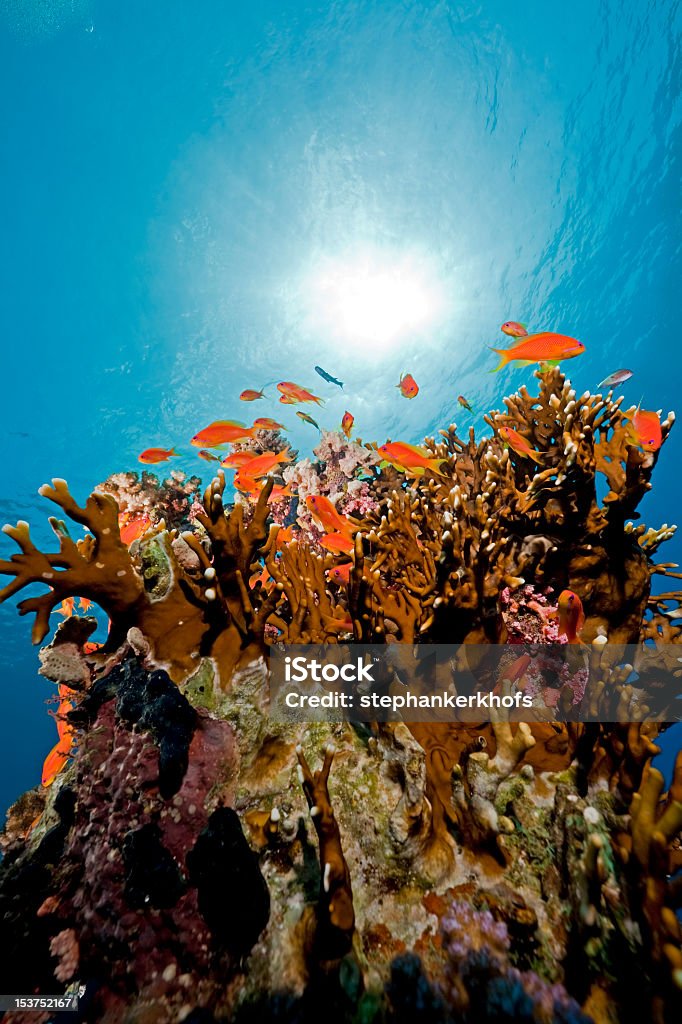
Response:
[2,368,682,1022]
[295,744,355,965]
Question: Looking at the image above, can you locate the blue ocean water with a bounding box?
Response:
[0,0,680,817]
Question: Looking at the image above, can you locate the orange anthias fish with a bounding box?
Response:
[58,597,75,618]
[490,333,585,372]
[191,421,259,447]
[377,442,448,476]
[341,411,354,438]
[457,395,473,413]
[42,733,75,787]
[239,448,293,479]
[220,449,259,469]
[249,563,274,590]
[79,597,93,613]
[118,512,152,546]
[42,687,76,787]
[501,321,528,338]
[305,495,357,537]
[197,449,220,462]
[397,373,419,399]
[234,474,293,501]
[240,389,266,401]
[497,426,543,464]
[277,382,324,406]
[558,589,585,644]
[326,562,352,586]
[493,653,533,696]
[630,405,662,453]
[138,447,178,464]
[253,417,287,430]
[276,524,296,547]
[320,532,355,555]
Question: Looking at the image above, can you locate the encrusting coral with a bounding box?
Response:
[1,368,682,1022]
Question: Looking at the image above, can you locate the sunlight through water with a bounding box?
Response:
[302,247,449,352]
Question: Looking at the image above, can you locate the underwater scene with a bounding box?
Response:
[1,1,681,1022]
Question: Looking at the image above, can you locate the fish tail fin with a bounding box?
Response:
[169,448,178,456]
[488,346,511,373]
[427,457,449,475]
[528,450,544,465]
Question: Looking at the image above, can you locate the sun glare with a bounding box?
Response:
[303,249,447,352]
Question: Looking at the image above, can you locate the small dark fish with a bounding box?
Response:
[457,395,474,413]
[314,365,344,388]
[297,411,320,429]
[598,369,633,389]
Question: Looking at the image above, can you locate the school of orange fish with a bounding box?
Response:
[43,323,658,787]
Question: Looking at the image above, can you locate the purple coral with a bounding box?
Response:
[438,900,590,1024]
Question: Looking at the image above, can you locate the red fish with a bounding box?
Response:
[326,562,352,585]
[118,513,152,546]
[197,449,220,462]
[239,448,293,479]
[320,532,355,555]
[42,688,76,787]
[240,389,266,401]
[558,590,585,644]
[79,597,93,613]
[341,411,354,438]
[234,474,293,501]
[220,449,259,469]
[191,421,258,447]
[58,598,75,618]
[254,417,287,430]
[305,495,356,536]
[397,373,419,399]
[501,321,528,338]
[497,426,543,464]
[276,525,296,547]
[42,732,75,787]
[493,653,532,696]
[630,405,662,453]
[277,382,324,405]
[249,563,274,590]
[490,333,585,371]
[138,447,177,464]
[377,442,447,476]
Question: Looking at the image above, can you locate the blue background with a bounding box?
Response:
[1,0,680,815]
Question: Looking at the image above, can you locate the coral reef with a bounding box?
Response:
[97,469,203,532]
[1,369,682,1022]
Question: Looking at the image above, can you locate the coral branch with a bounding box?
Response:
[296,743,355,962]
